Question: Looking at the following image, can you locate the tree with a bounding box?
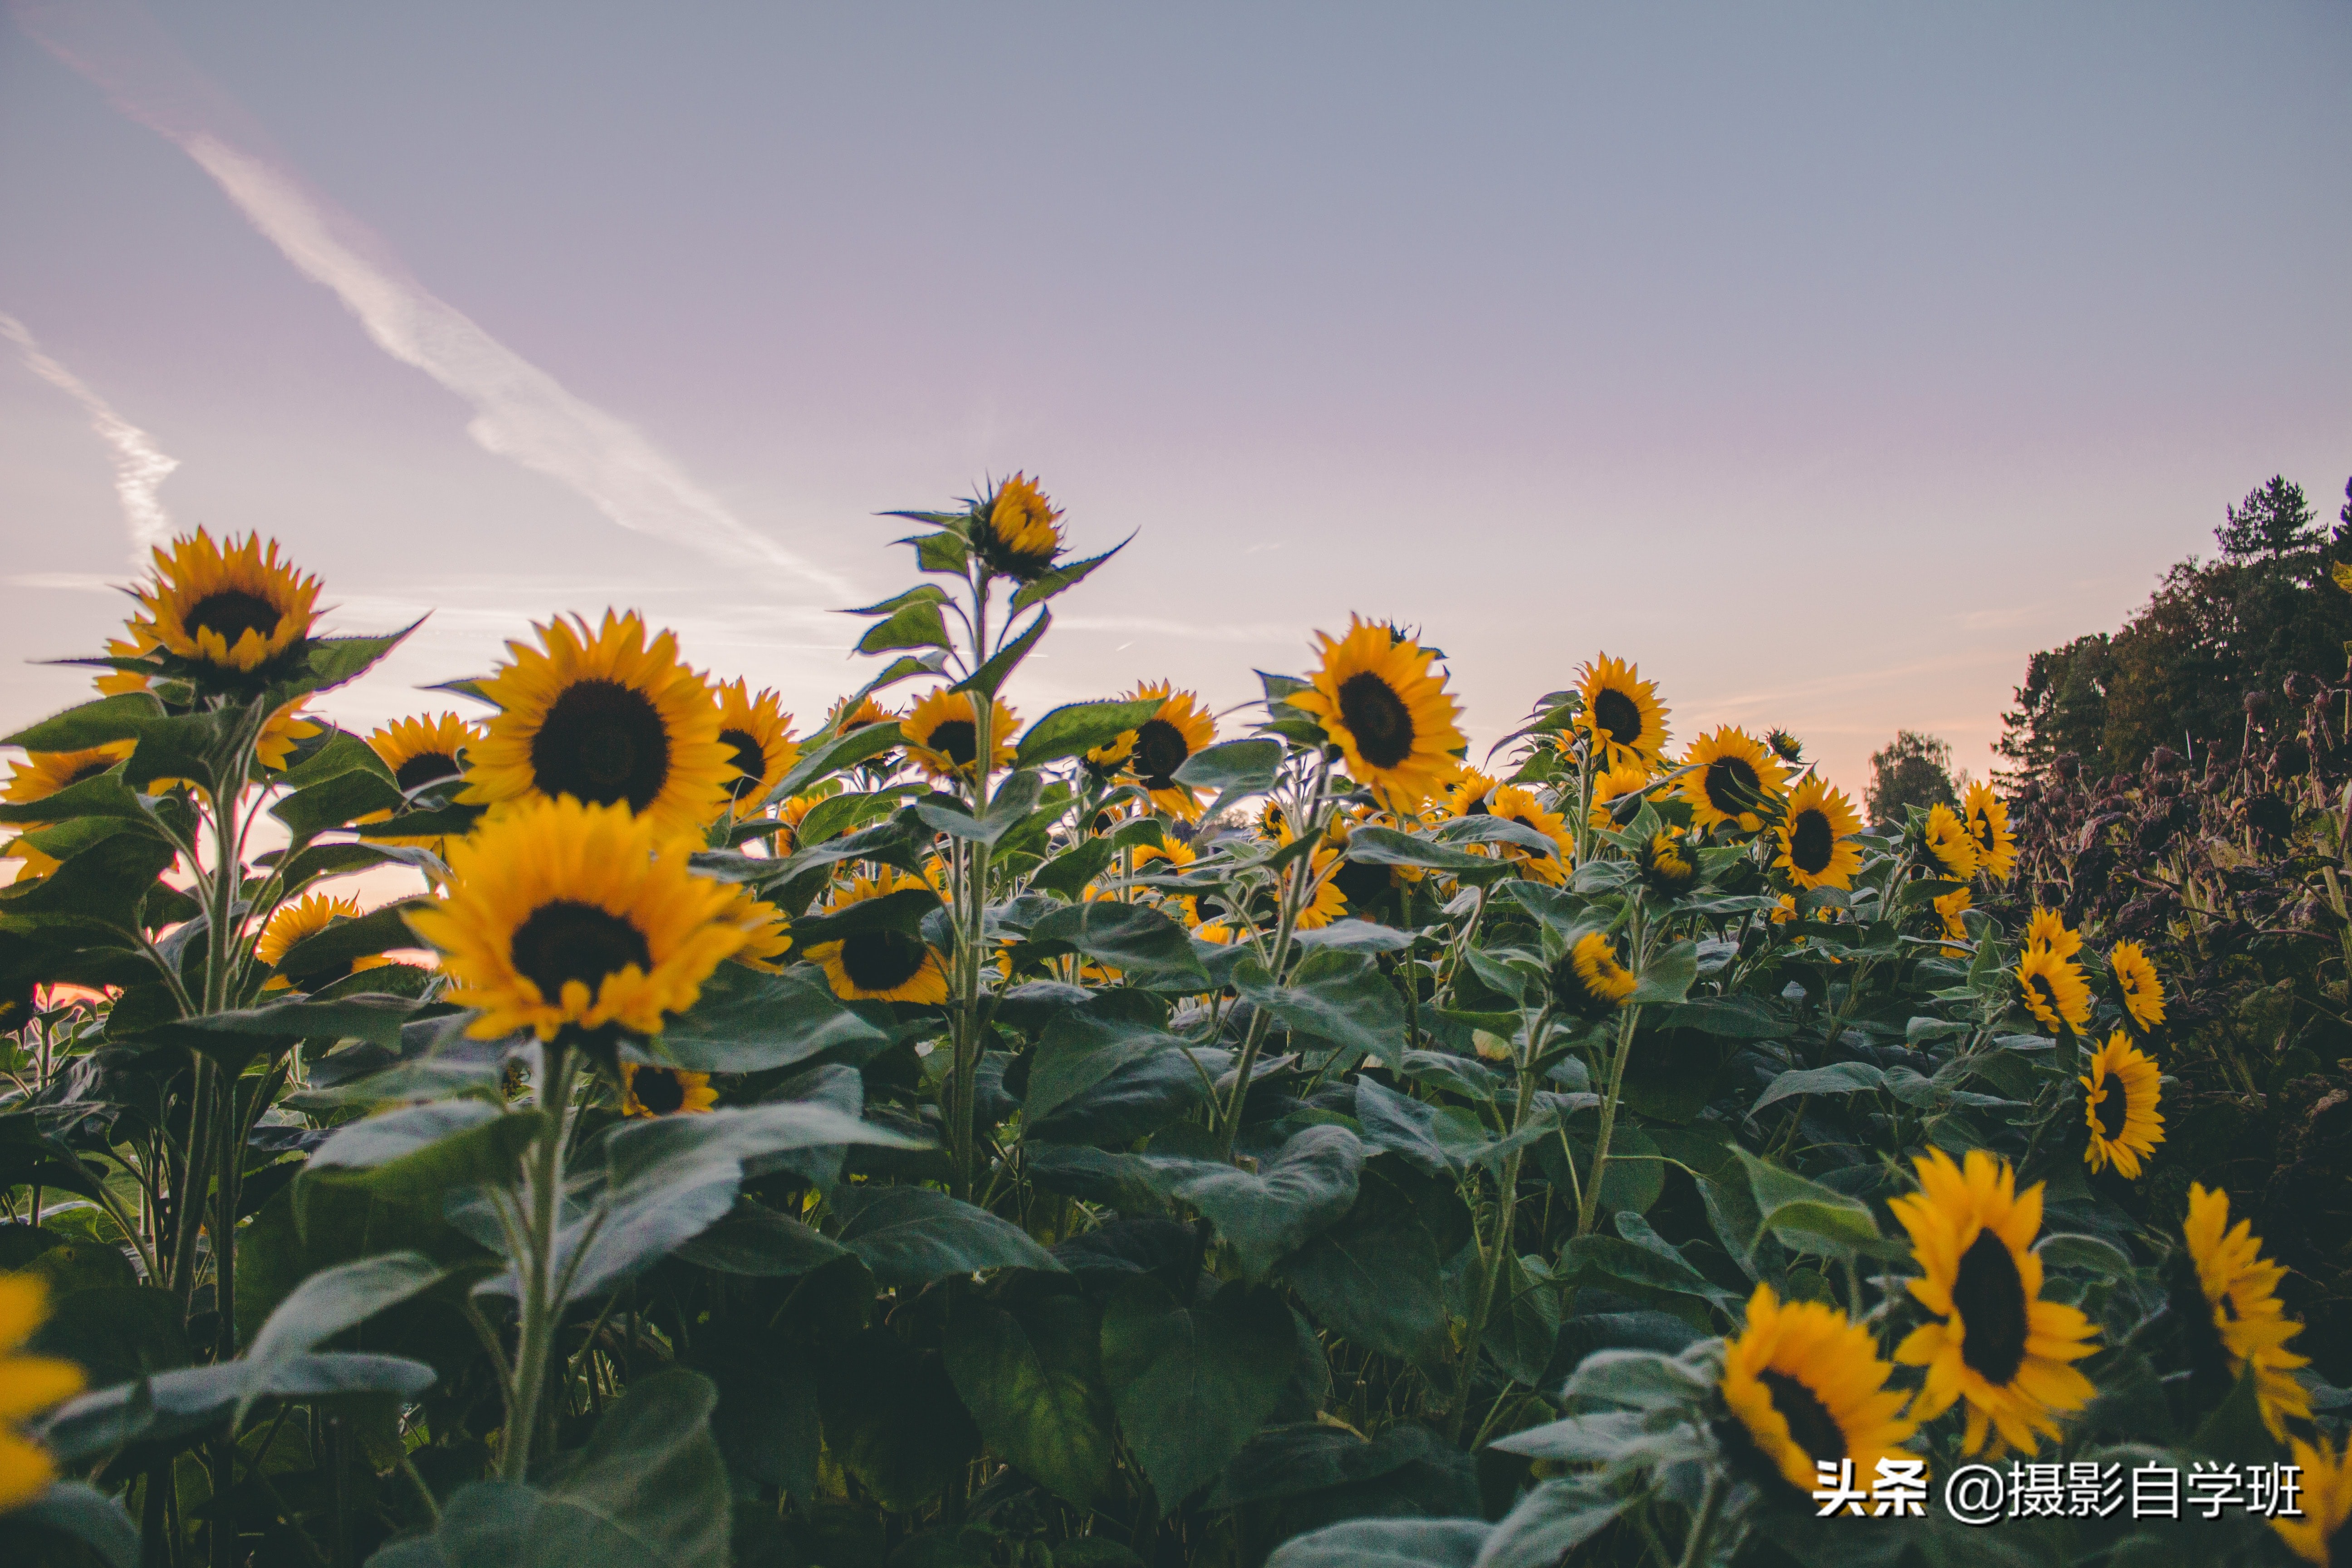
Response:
[1866,730,1956,825]
[2216,475,2319,561]
[1994,633,2114,778]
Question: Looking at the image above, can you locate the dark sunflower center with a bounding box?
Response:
[1790,809,1835,874]
[530,679,672,811]
[1465,794,1491,816]
[1132,718,1191,785]
[2094,1083,2129,1140]
[1758,1369,1847,1465]
[1704,756,1760,817]
[720,728,766,800]
[2029,974,2061,1016]
[1593,687,1643,745]
[185,589,282,650]
[632,1067,687,1115]
[1333,858,1391,912]
[1337,672,1415,768]
[1971,815,1995,851]
[63,760,115,789]
[840,929,927,991]
[510,900,652,1003]
[926,719,978,767]
[1952,1229,2030,1385]
[394,750,462,791]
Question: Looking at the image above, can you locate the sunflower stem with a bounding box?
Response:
[1215,755,1331,1159]
[501,1044,579,1482]
[948,565,997,1202]
[1675,1468,1726,1568]
[1577,907,1646,1237]
[1446,1003,1551,1440]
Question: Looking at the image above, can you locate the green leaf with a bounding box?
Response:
[816,1329,980,1512]
[1171,739,1283,793]
[1477,1477,1634,1568]
[5,1481,142,1568]
[1030,837,1117,899]
[955,608,1049,697]
[656,963,886,1073]
[795,787,915,848]
[1751,1060,1886,1113]
[2189,1364,2278,1460]
[1279,1171,1448,1360]
[0,692,162,751]
[1160,1124,1364,1279]
[762,720,906,808]
[844,584,950,617]
[271,769,406,841]
[829,1186,1061,1286]
[855,597,953,656]
[308,1103,547,1201]
[0,769,149,827]
[1338,827,1487,873]
[235,1180,485,1352]
[1026,1009,1191,1123]
[1101,1278,1296,1512]
[1555,1234,1737,1317]
[1009,536,1131,612]
[1631,939,1699,1004]
[1730,1147,1901,1260]
[672,1203,848,1277]
[1351,1078,1457,1176]
[917,771,1044,845]
[273,903,424,984]
[787,885,941,946]
[1028,901,1210,991]
[238,1251,448,1419]
[279,623,424,702]
[944,1295,1118,1511]
[27,1286,189,1390]
[1233,948,1409,1067]
[1014,698,1161,769]
[180,993,434,1074]
[1263,1519,1491,1568]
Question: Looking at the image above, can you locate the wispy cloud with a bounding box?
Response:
[0,312,175,561]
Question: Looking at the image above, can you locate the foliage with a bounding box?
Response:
[1862,730,1955,826]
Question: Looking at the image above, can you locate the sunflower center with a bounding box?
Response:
[63,760,115,789]
[1593,687,1643,746]
[186,589,283,652]
[1704,756,1760,817]
[1952,1229,2031,1385]
[530,680,672,811]
[720,728,767,800]
[1758,1369,1847,1465]
[1465,794,1491,816]
[510,899,652,1006]
[2094,1083,2128,1140]
[1790,809,1835,874]
[840,929,928,991]
[1333,858,1391,912]
[927,719,978,768]
[394,750,462,791]
[2028,974,2062,1019]
[1132,718,1191,785]
[632,1067,688,1115]
[1337,672,1415,768]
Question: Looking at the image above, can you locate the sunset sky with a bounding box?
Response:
[3,1,2347,797]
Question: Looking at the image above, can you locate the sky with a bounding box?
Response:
[2,0,2347,800]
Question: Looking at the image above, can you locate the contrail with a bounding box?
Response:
[11,0,850,598]
[0,312,176,560]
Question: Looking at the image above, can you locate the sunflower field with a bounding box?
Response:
[0,480,2344,1568]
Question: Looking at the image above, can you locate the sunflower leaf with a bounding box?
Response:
[788,886,941,946]
[1172,739,1283,794]
[1749,1060,1885,1114]
[271,769,406,842]
[1009,535,1132,613]
[1031,838,1117,899]
[1342,827,1487,873]
[658,964,886,1073]
[1028,901,1210,991]
[1014,698,1161,769]
[762,720,905,807]
[854,597,953,657]
[272,622,426,703]
[843,584,949,617]
[957,608,1050,696]
[1233,948,1411,1068]
[1,692,164,752]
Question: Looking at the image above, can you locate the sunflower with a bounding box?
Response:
[94,631,157,697]
[369,713,478,795]
[1961,781,2016,882]
[1889,1147,2100,1456]
[902,688,1018,784]
[1635,830,1699,898]
[2016,947,2091,1033]
[974,472,1066,581]
[1482,786,1573,886]
[2274,1435,2350,1566]
[713,680,799,808]
[252,699,324,776]
[1774,776,1862,891]
[134,528,320,674]
[2109,942,2165,1032]
[2079,1031,2164,1178]
[1132,839,1197,879]
[1676,727,1788,835]
[460,612,735,844]
[1082,728,1134,786]
[2021,906,2081,961]
[620,1062,718,1118]
[1553,931,1637,1015]
[1933,887,1973,955]
[1120,682,1216,818]
[1289,617,1465,811]
[803,871,950,1004]
[0,1275,85,1512]
[407,795,749,1042]
[1765,729,1805,764]
[1911,804,1979,883]
[256,893,394,992]
[1293,848,1351,931]
[1770,894,1798,926]
[1256,799,1294,844]
[825,692,902,765]
[1440,768,1499,820]
[4,744,133,806]
[772,794,821,853]
[719,883,793,972]
[2179,1183,2312,1441]
[1571,654,1668,770]
[1587,759,1651,830]
[1718,1282,1919,1496]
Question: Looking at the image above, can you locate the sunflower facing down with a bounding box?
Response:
[1775,776,1862,891]
[2079,1031,2164,1178]
[2108,942,2165,1032]
[1933,887,1974,955]
[902,688,1018,784]
[408,796,750,1042]
[133,528,321,674]
[804,871,951,1004]
[256,893,394,992]
[1586,758,1651,830]
[2178,1183,2312,1441]
[2274,1435,2349,1566]
[1635,830,1699,898]
[974,472,1066,581]
[1571,654,1668,771]
[460,611,735,844]
[1292,848,1352,931]
[1676,727,1789,835]
[620,1062,718,1118]
[0,1274,86,1513]
[1718,1282,1919,1496]
[1553,931,1638,1015]
[4,744,133,807]
[713,680,800,808]
[1289,617,1465,811]
[2021,906,2081,961]
[1890,1147,2100,1455]
[2016,946,2092,1033]
[1911,804,1979,883]
[1121,682,1217,818]
[1961,781,2017,882]
[1481,785,1573,886]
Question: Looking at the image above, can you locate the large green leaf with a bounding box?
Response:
[1100,1277,1296,1511]
[42,1352,436,1470]
[1730,1147,1903,1260]
[830,1186,1060,1286]
[238,1251,449,1418]
[943,1295,1117,1511]
[1009,536,1131,612]
[1338,828,1487,874]
[1233,948,1408,1067]
[1751,1060,1886,1113]
[271,769,406,841]
[954,608,1050,696]
[1170,740,1282,794]
[656,963,886,1073]
[1028,901,1210,991]
[761,720,906,809]
[307,1103,546,1203]
[1014,698,1161,769]
[1476,1477,1634,1568]
[1351,1078,1456,1176]
[1158,1124,1363,1279]
[27,1286,189,1391]
[0,692,162,751]
[1264,1519,1491,1568]
[854,595,952,656]
[2,1481,142,1568]
[1279,1174,1447,1361]
[816,1329,981,1512]
[1024,1008,1190,1123]
[236,1180,485,1353]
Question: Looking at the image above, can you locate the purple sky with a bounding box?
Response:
[3,1,2347,797]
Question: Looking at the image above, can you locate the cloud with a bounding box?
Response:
[0,312,176,561]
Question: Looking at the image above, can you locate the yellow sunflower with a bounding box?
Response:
[134,528,320,673]
[1081,727,1134,785]
[1635,830,1699,898]
[713,679,799,809]
[1587,758,1651,830]
[256,893,394,992]
[1553,931,1637,1015]
[1775,776,1862,891]
[0,1275,85,1512]
[252,699,324,776]
[2022,906,2081,961]
[2079,1031,2164,1178]
[1439,768,1499,820]
[2109,942,2165,1032]
[369,713,478,795]
[1718,1282,1919,1495]
[1890,1147,2100,1456]
[1770,893,1798,926]
[803,871,950,1004]
[825,692,902,760]
[1765,729,1805,765]
[772,794,821,853]
[1289,617,1465,811]
[2180,1183,2312,1441]
[407,795,749,1042]
[1933,887,1974,955]
[4,744,133,805]
[1961,781,2016,882]
[975,472,1066,581]
[1913,803,1979,882]
[1120,682,1216,818]
[1256,799,1294,844]
[94,630,157,697]
[2016,947,2091,1033]
[1570,654,1668,770]
[719,883,793,972]
[1676,727,1789,835]
[2,838,60,887]
[620,1062,718,1118]
[1481,785,1573,887]
[902,688,1018,784]
[1291,847,1352,931]
[2274,1435,2350,1566]
[460,611,735,844]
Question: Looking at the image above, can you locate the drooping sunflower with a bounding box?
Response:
[0,1275,86,1512]
[1890,1147,2100,1455]
[251,699,323,776]
[620,1062,718,1118]
[1717,1282,1919,1496]
[1552,931,1637,1015]
[1912,803,1979,882]
[1121,682,1216,818]
[407,795,749,1041]
[1774,776,1862,891]
[369,713,478,795]
[134,528,321,674]
[973,472,1066,581]
[1289,617,1465,811]
[803,871,950,1004]
[1482,786,1573,887]
[902,688,1018,784]
[1635,830,1700,898]
[256,893,395,993]
[713,680,800,808]
[1676,727,1788,835]
[2079,1031,2165,1178]
[1586,758,1651,830]
[460,611,735,844]
[2109,942,2166,1032]
[2022,906,2081,961]
[1571,654,1668,770]
[1933,887,1974,955]
[1960,781,2016,882]
[2016,946,2092,1033]
[2178,1183,2312,1441]
[2274,1435,2350,1566]
[1765,729,1805,765]
[4,744,133,806]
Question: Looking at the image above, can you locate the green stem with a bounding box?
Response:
[1675,1468,1726,1568]
[1578,997,1643,1237]
[1447,1004,1551,1439]
[1216,759,1332,1157]
[501,1047,579,1481]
